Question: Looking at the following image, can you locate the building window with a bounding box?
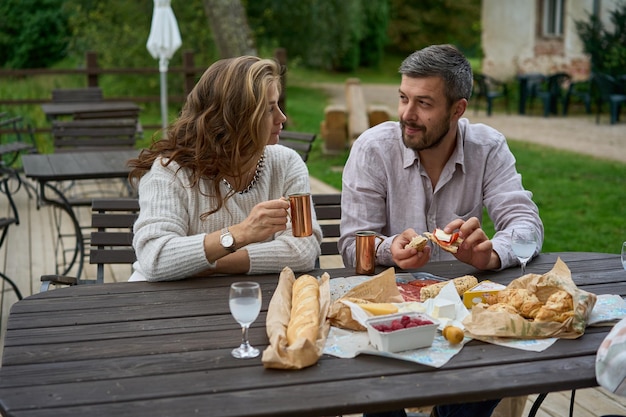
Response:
[542,0,564,37]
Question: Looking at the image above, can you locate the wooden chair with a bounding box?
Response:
[279,131,316,162]
[51,87,103,103]
[73,108,143,139]
[39,193,341,291]
[312,193,342,267]
[40,198,139,291]
[52,118,139,152]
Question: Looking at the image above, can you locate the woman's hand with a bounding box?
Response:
[232,198,290,246]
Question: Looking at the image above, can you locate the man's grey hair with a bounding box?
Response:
[399,44,473,105]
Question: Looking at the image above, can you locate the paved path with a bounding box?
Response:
[314,82,626,164]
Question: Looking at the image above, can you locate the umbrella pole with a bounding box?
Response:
[160,70,168,133]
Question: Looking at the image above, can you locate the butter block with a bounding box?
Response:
[463,280,506,309]
[432,299,456,319]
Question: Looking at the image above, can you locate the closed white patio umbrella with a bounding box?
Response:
[147,0,182,132]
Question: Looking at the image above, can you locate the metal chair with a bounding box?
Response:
[0,114,37,169]
[0,170,24,300]
[40,198,139,291]
[472,73,510,116]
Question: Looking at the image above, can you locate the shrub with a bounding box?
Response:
[575,1,626,77]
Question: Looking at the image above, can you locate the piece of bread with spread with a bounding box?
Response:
[286,275,320,345]
[404,235,428,251]
[423,228,464,253]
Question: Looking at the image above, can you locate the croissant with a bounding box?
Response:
[487,302,519,315]
[534,290,574,323]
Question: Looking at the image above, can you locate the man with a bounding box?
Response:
[339,44,543,274]
[339,44,544,417]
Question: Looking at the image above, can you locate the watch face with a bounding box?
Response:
[222,234,234,248]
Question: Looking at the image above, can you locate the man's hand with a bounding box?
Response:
[444,217,501,270]
[391,228,431,269]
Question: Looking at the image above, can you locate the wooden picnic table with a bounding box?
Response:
[21,150,139,278]
[0,252,623,417]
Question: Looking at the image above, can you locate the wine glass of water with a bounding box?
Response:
[621,241,626,271]
[229,281,262,359]
[511,227,539,276]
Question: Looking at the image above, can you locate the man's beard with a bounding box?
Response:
[400,111,452,152]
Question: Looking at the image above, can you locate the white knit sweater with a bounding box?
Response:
[130,145,322,281]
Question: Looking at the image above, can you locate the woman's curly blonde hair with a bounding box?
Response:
[128,56,282,216]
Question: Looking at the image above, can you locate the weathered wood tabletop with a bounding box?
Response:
[40,101,140,120]
[0,252,623,417]
[21,150,139,278]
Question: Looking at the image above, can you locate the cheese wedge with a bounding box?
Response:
[357,302,399,316]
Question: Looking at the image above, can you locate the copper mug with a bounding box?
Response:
[355,231,382,275]
[289,193,313,237]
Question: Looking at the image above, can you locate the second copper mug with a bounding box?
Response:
[289,193,313,237]
[355,231,381,275]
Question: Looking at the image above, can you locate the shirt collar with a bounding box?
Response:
[401,119,467,174]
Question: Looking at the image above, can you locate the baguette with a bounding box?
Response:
[420,275,478,300]
[286,275,320,345]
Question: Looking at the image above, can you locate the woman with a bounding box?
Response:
[127,56,322,281]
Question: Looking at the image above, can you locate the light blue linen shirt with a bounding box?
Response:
[338,118,543,270]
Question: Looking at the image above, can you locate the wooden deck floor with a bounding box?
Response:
[1,174,624,417]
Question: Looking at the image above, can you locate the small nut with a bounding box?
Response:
[443,325,464,345]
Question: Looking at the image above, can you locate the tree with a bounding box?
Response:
[575,1,626,77]
[247,0,389,72]
[387,0,481,56]
[0,0,70,69]
[203,0,256,58]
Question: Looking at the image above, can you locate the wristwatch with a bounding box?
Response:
[220,227,236,252]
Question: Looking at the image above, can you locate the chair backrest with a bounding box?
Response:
[52,118,138,152]
[73,108,144,140]
[90,198,140,283]
[80,195,340,284]
[0,115,37,167]
[51,87,103,103]
[312,193,341,256]
[279,131,316,162]
[592,72,623,99]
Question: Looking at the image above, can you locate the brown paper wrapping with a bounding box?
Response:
[463,258,597,339]
[327,267,404,331]
[261,267,331,370]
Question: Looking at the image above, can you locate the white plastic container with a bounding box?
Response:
[365,312,439,353]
